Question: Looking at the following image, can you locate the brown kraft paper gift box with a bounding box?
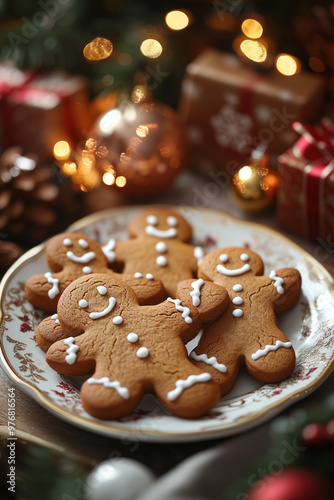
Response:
[179,48,325,177]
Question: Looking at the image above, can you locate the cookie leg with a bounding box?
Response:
[189,347,241,397]
[244,333,296,383]
[81,376,144,419]
[153,363,220,418]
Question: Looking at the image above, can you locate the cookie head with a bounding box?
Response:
[57,274,138,333]
[199,247,264,284]
[46,233,107,273]
[127,208,192,242]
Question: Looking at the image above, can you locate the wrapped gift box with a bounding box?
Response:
[0,63,90,160]
[277,121,334,242]
[179,48,325,175]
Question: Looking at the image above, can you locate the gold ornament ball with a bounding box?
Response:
[230,162,278,213]
[83,101,188,200]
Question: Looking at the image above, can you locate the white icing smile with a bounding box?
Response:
[145,214,178,239]
[66,250,96,264]
[89,296,116,319]
[145,225,177,238]
[217,253,251,276]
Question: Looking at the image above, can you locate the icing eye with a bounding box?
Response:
[219,254,228,263]
[97,286,107,295]
[166,216,178,227]
[79,299,88,308]
[240,253,249,262]
[79,239,89,249]
[146,215,158,225]
[63,238,72,247]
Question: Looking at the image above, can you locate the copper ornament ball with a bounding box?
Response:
[86,101,188,199]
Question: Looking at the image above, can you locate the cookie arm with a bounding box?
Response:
[46,333,95,376]
[25,272,62,312]
[102,239,131,267]
[36,314,68,351]
[268,268,302,313]
[119,274,166,305]
[176,279,229,324]
[183,244,205,274]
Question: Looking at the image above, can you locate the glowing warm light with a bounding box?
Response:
[136,125,149,137]
[241,19,263,39]
[238,166,253,181]
[96,146,108,158]
[131,87,147,104]
[165,10,189,30]
[99,109,122,134]
[53,141,70,161]
[115,176,127,187]
[240,40,267,62]
[62,162,77,176]
[85,138,97,151]
[83,37,113,62]
[103,172,115,185]
[140,39,163,59]
[276,54,300,76]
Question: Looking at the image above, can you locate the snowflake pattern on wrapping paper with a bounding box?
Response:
[211,104,253,152]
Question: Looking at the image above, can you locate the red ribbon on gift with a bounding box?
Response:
[292,119,334,238]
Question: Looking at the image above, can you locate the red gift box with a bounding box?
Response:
[0,62,90,160]
[277,120,334,242]
[179,48,325,175]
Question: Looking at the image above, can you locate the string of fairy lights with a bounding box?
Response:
[53,9,305,192]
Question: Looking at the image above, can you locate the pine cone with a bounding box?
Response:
[0,147,62,246]
[0,241,23,277]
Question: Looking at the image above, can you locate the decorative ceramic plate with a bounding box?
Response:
[1,206,333,442]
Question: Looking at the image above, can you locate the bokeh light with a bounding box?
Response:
[62,162,77,176]
[53,141,70,161]
[276,54,300,76]
[238,166,253,181]
[165,10,189,30]
[241,19,263,39]
[240,39,267,62]
[140,39,163,58]
[102,172,115,185]
[83,37,113,62]
[115,176,127,187]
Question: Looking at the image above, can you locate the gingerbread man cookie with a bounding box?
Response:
[104,207,204,298]
[25,232,165,313]
[190,247,302,395]
[44,274,229,419]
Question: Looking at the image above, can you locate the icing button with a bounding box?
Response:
[233,309,243,317]
[156,255,167,267]
[232,284,243,292]
[232,297,243,305]
[155,241,167,253]
[136,347,149,359]
[127,333,138,343]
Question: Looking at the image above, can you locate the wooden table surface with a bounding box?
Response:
[1,170,334,481]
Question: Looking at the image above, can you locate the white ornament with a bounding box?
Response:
[86,458,155,500]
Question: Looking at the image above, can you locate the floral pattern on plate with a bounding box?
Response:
[0,206,333,442]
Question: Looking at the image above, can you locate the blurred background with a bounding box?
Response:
[1,0,334,272]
